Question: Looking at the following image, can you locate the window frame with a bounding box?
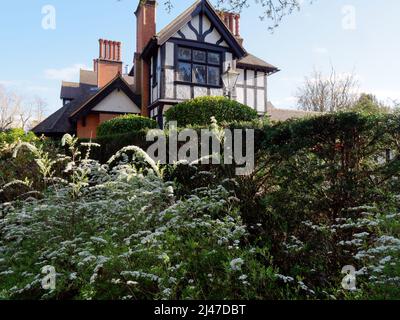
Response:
[151,52,159,88]
[175,46,223,88]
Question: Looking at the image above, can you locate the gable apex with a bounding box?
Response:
[69,75,141,121]
[143,0,246,59]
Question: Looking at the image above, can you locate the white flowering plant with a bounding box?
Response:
[0,135,284,300]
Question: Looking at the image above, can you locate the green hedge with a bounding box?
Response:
[97,114,157,137]
[164,96,259,127]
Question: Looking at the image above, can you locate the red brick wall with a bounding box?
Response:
[77,113,99,139]
[136,1,156,53]
[76,112,123,139]
[97,60,122,88]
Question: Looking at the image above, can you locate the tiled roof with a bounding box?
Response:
[237,54,279,73]
[32,93,97,135]
[156,0,202,43]
[267,102,322,122]
[80,69,97,86]
[32,75,140,135]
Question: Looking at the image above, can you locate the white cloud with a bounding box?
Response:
[26,85,51,93]
[364,89,400,103]
[44,63,87,81]
[0,80,22,86]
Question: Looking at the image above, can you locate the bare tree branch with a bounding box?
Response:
[154,0,307,31]
[0,86,47,131]
[0,86,19,131]
[297,67,359,112]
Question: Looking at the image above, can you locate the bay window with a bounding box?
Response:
[176,47,222,87]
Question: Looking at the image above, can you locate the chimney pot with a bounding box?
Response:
[235,14,240,36]
[96,39,123,87]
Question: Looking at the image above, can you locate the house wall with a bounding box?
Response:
[77,113,99,139]
[236,68,268,113]
[148,11,269,127]
[76,112,125,139]
[150,13,269,113]
[92,89,141,113]
[76,89,141,139]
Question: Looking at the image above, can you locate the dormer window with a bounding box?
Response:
[176,46,222,87]
[63,99,72,106]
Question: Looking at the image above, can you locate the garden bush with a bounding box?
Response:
[0,128,37,146]
[164,96,258,127]
[97,114,157,137]
[1,111,400,300]
[0,136,289,300]
[0,130,60,202]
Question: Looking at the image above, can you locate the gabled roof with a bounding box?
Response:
[60,81,96,100]
[69,75,141,121]
[237,53,280,74]
[142,0,246,59]
[32,93,97,135]
[80,69,97,86]
[267,102,322,122]
[32,75,141,135]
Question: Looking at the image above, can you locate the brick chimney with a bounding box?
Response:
[134,0,157,117]
[94,39,123,88]
[218,11,243,46]
[135,0,157,53]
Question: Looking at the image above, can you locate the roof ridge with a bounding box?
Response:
[156,0,201,38]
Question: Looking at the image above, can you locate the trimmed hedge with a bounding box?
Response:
[97,114,157,137]
[164,96,259,127]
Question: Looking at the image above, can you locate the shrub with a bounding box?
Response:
[0,137,285,300]
[97,115,157,137]
[0,128,37,145]
[0,132,60,202]
[243,112,400,297]
[2,110,400,300]
[164,96,258,127]
[81,130,151,163]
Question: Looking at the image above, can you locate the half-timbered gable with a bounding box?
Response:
[33,0,279,138]
[140,0,278,125]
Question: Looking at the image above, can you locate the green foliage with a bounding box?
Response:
[0,138,285,300]
[81,130,151,163]
[164,96,258,127]
[351,93,391,115]
[239,112,400,298]
[1,111,400,300]
[0,133,60,202]
[0,128,37,145]
[96,114,157,137]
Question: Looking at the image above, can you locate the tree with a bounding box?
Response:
[297,68,359,112]
[351,93,390,114]
[27,97,47,130]
[0,85,47,131]
[0,85,19,131]
[154,0,305,30]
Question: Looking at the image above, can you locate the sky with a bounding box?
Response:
[0,0,399,116]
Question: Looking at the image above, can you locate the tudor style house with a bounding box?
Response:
[33,0,281,138]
